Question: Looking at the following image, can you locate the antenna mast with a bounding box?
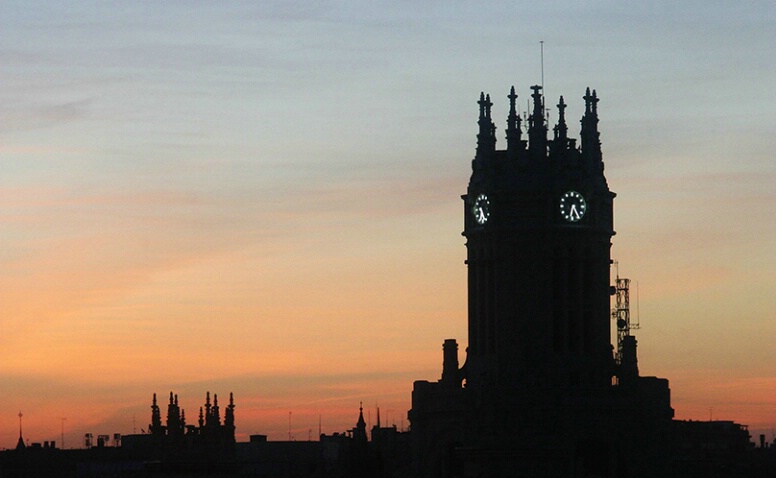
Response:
[60,417,67,449]
[611,261,640,365]
[540,41,546,119]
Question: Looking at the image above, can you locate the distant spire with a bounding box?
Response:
[204,392,212,427]
[150,393,162,434]
[225,392,236,438]
[166,391,183,435]
[212,394,221,425]
[353,402,368,443]
[357,402,366,428]
[16,411,25,450]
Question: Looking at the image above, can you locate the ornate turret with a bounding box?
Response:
[474,92,496,170]
[505,86,523,157]
[527,84,547,156]
[581,87,602,167]
[553,95,568,146]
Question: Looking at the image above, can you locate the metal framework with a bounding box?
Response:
[611,262,639,364]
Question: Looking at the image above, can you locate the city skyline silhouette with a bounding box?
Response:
[1,1,776,454]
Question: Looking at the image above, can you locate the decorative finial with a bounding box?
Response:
[530,85,544,123]
[485,94,492,120]
[554,96,568,143]
[584,87,593,114]
[506,86,522,152]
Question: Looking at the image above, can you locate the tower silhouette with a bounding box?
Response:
[464,85,613,392]
[410,85,673,478]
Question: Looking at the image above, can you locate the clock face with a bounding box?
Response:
[473,193,490,225]
[559,191,587,222]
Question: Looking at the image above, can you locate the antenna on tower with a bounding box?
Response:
[610,261,640,366]
[540,40,546,119]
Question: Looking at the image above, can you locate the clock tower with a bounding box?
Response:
[463,85,615,392]
[410,85,673,478]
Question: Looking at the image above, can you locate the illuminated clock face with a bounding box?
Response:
[473,193,490,225]
[559,191,587,222]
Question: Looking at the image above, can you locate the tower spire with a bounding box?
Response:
[581,87,602,167]
[553,95,568,145]
[16,411,25,450]
[225,392,236,442]
[506,86,522,156]
[150,393,162,435]
[211,393,221,425]
[528,85,547,156]
[475,92,496,162]
[357,402,366,428]
[353,402,368,443]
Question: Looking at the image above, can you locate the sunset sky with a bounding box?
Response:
[1,1,775,448]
